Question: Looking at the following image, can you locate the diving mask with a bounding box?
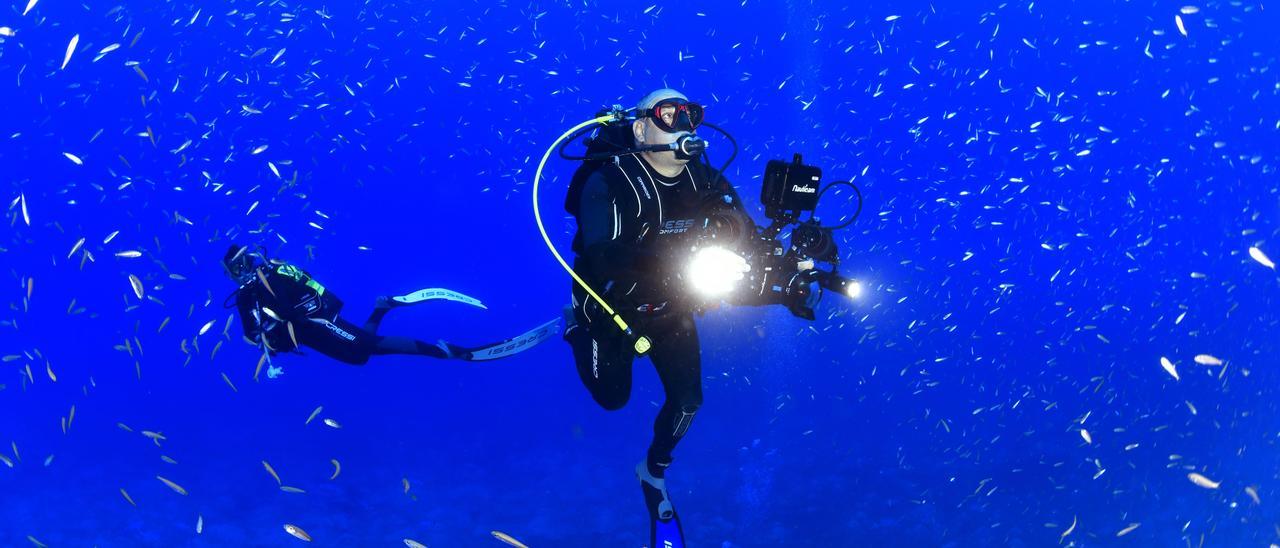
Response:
[644,99,704,133]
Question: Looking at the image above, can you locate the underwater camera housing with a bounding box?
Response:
[683,153,862,320]
[762,153,822,223]
[758,154,840,263]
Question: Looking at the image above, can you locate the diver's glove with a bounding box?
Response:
[266,365,285,379]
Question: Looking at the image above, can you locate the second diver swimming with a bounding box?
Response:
[222,244,558,373]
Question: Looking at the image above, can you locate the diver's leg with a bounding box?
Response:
[362,297,468,352]
[644,314,702,479]
[298,317,375,365]
[566,286,634,410]
[571,330,634,410]
[362,297,395,334]
[371,336,462,359]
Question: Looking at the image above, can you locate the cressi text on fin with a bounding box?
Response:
[392,288,486,309]
[465,317,560,361]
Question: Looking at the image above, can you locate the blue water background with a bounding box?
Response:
[2,0,1279,545]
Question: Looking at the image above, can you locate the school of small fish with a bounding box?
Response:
[0,0,1276,545]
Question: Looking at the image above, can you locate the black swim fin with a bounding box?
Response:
[638,462,686,548]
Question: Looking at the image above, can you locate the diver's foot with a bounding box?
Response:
[637,460,675,521]
[562,305,579,339]
[375,295,406,310]
[436,340,473,361]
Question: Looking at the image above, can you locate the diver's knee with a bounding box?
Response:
[674,389,703,411]
[342,355,370,366]
[593,391,630,411]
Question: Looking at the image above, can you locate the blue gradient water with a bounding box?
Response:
[2,0,1278,546]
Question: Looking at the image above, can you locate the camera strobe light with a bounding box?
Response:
[688,246,747,297]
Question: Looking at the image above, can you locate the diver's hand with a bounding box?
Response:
[251,332,281,357]
[266,365,284,379]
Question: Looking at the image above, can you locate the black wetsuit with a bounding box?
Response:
[564,152,749,476]
[233,263,455,365]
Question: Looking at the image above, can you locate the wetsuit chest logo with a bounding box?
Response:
[658,219,695,235]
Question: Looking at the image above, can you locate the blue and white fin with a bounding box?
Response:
[465,317,560,361]
[392,288,487,309]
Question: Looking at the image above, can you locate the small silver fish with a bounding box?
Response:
[283,524,312,542]
[1188,472,1220,489]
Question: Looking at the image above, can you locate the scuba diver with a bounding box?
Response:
[532,88,865,546]
[562,88,751,547]
[222,244,559,371]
